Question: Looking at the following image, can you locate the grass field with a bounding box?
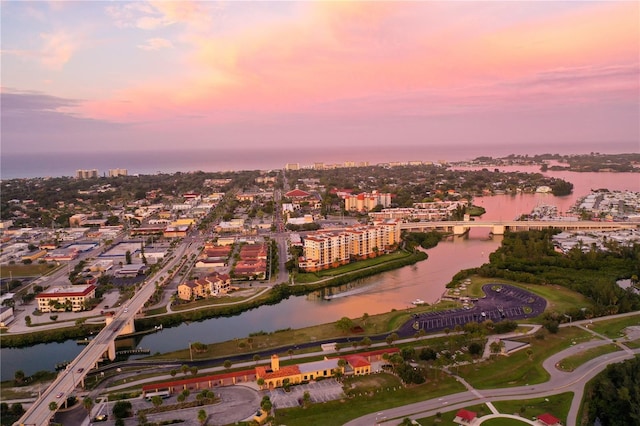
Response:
[415,403,490,425]
[170,287,267,311]
[144,302,459,361]
[0,263,59,278]
[479,418,531,425]
[492,392,573,423]
[458,327,593,389]
[293,251,414,283]
[588,313,640,339]
[557,344,621,372]
[275,374,465,426]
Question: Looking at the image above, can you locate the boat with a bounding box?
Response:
[411,299,426,306]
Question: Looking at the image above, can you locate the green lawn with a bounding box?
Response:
[415,403,489,425]
[170,287,267,311]
[458,327,593,389]
[624,338,640,349]
[145,302,458,361]
[492,392,573,423]
[275,375,465,426]
[557,344,621,372]
[589,313,640,339]
[0,263,59,278]
[294,251,414,283]
[479,418,531,425]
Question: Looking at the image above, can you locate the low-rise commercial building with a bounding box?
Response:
[36,284,96,313]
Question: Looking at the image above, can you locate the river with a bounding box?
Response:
[1,169,638,380]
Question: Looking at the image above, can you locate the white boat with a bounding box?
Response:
[411,299,426,306]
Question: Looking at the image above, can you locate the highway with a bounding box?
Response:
[16,237,194,426]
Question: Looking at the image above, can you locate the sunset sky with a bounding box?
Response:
[2,1,639,155]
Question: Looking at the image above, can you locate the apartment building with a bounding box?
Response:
[76,169,98,179]
[108,168,128,177]
[177,272,232,301]
[299,222,400,271]
[343,191,392,213]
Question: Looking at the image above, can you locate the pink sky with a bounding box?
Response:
[1,1,638,155]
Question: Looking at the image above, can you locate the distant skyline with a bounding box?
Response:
[1,1,639,157]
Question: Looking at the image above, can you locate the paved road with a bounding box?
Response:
[345,312,640,426]
[16,238,195,425]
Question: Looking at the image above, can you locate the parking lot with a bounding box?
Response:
[268,379,345,408]
[399,284,547,336]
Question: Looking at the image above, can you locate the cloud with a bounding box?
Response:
[39,31,77,70]
[137,38,174,51]
[105,1,217,31]
[1,88,125,153]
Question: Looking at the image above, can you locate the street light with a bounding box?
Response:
[189,342,193,361]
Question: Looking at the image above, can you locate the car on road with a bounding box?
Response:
[56,392,64,398]
[77,368,84,373]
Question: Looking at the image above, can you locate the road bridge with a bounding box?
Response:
[16,237,195,426]
[400,220,640,235]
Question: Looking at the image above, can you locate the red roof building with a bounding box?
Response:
[285,189,311,199]
[453,409,477,424]
[537,413,562,426]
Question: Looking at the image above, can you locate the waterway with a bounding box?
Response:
[1,169,638,380]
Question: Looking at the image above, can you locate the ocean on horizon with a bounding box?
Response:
[1,141,637,179]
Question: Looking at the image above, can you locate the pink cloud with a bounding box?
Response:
[79,1,638,125]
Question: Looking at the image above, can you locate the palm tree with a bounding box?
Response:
[48,401,58,412]
[83,396,93,415]
[253,354,261,365]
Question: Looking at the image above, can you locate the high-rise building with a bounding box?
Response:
[76,169,98,179]
[108,168,128,177]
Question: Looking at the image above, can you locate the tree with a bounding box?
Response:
[489,340,504,355]
[260,396,272,412]
[223,359,232,369]
[253,354,261,365]
[170,369,177,377]
[137,412,148,425]
[288,348,294,359]
[336,316,353,334]
[11,403,24,416]
[177,393,186,402]
[151,395,163,408]
[386,332,399,346]
[181,364,190,375]
[112,400,132,419]
[198,409,207,425]
[24,315,31,326]
[302,391,311,408]
[125,250,132,264]
[360,336,372,348]
[361,312,369,326]
[257,378,265,389]
[49,401,58,412]
[14,370,25,385]
[468,342,484,357]
[83,396,93,415]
